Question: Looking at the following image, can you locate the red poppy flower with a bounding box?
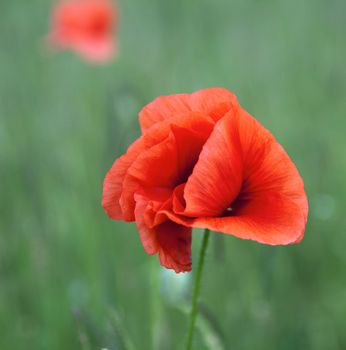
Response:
[102,88,308,273]
[48,0,117,62]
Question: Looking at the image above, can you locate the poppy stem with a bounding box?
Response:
[186,228,210,350]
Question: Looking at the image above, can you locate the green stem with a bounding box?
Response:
[186,229,210,350]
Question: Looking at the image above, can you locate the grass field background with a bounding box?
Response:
[1,0,346,349]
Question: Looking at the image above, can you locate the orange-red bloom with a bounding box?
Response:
[48,0,117,62]
[102,88,308,273]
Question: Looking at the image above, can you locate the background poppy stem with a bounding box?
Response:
[186,228,210,350]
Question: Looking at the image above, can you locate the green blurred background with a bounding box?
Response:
[1,0,345,349]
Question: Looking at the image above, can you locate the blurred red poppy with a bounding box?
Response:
[48,0,117,62]
[103,88,308,273]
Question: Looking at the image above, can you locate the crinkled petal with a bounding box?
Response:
[120,132,179,220]
[103,112,213,221]
[102,138,144,221]
[188,87,239,122]
[182,114,243,217]
[162,107,308,245]
[119,113,214,220]
[157,222,192,273]
[167,193,307,245]
[134,193,160,254]
[139,87,239,132]
[135,194,192,273]
[139,94,190,132]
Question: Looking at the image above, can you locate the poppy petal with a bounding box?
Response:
[182,114,243,217]
[134,194,160,254]
[139,94,190,132]
[139,87,239,132]
[188,87,239,122]
[120,113,214,220]
[163,108,308,245]
[102,138,144,221]
[75,36,115,62]
[135,194,192,273]
[49,0,117,63]
[156,222,192,273]
[120,133,179,220]
[169,190,307,245]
